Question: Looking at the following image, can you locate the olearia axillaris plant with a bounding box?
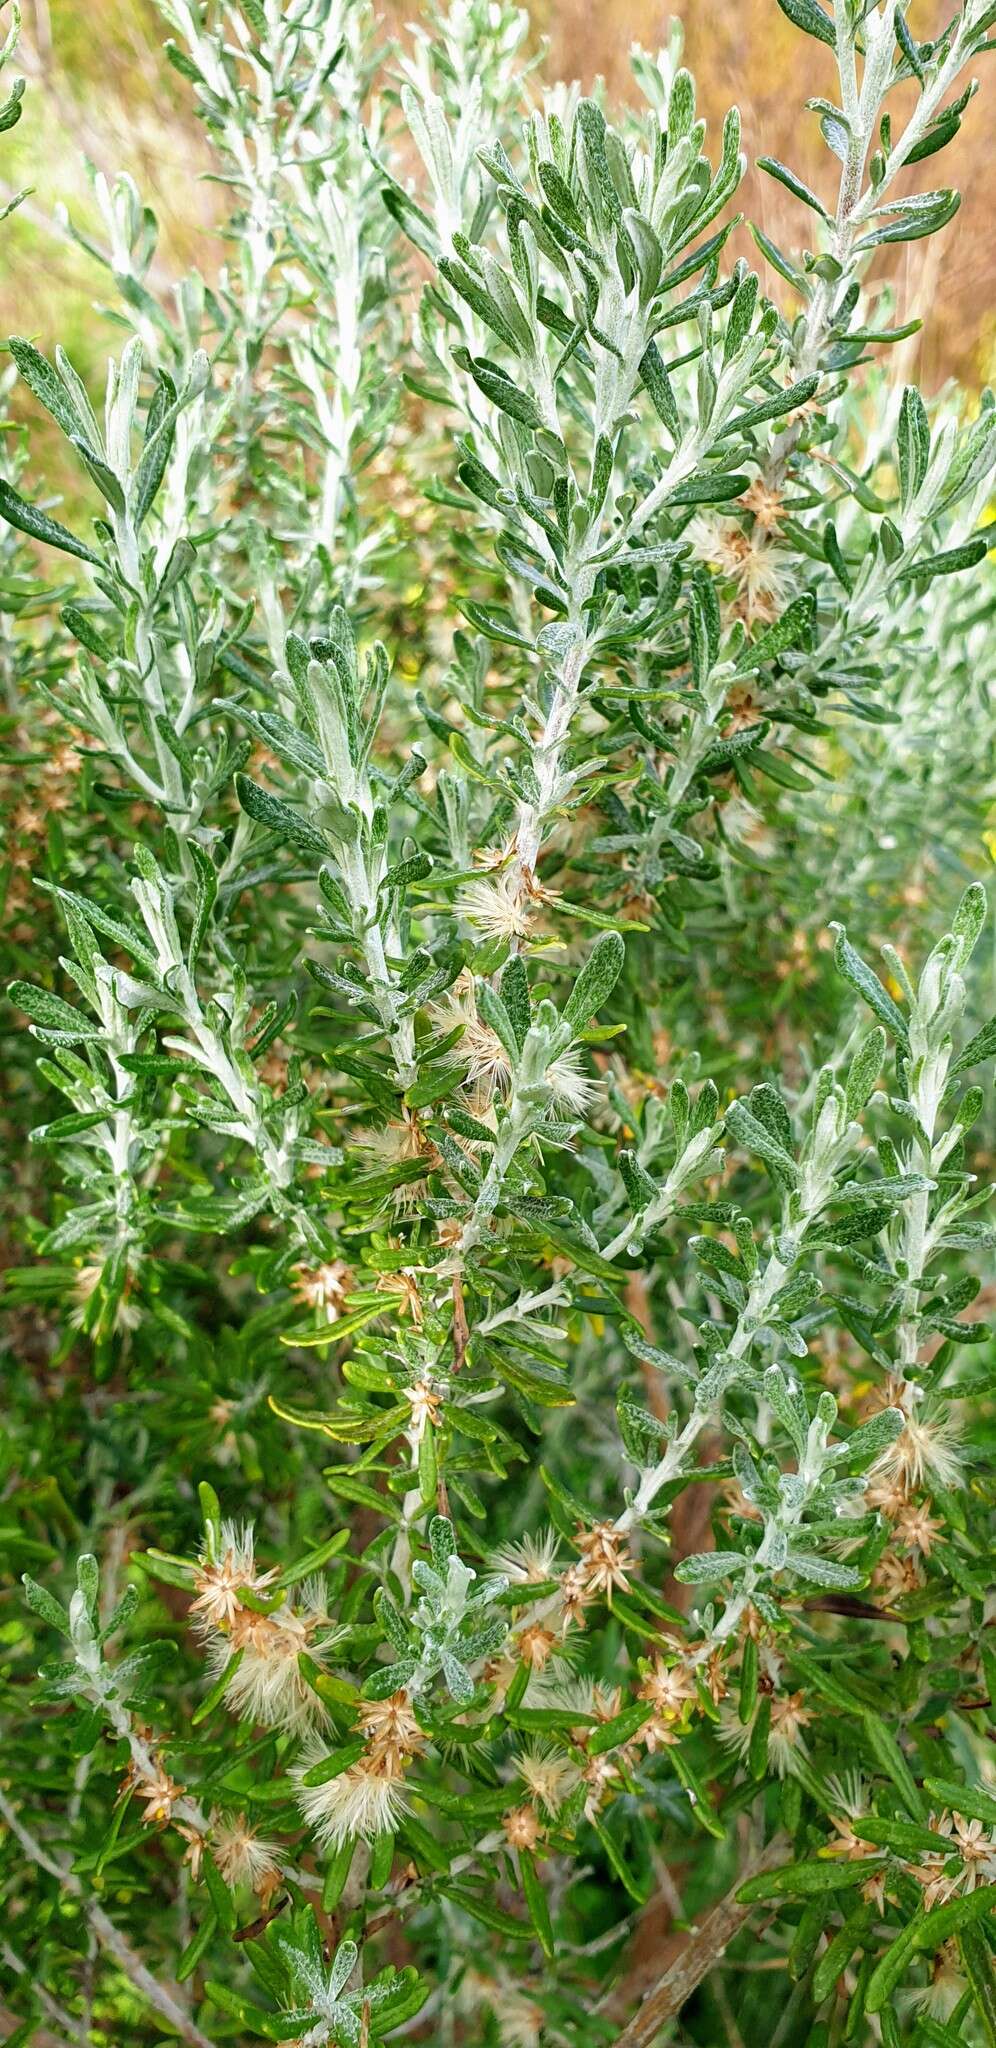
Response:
[2,2,996,2045]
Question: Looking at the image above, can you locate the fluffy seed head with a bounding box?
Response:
[294,1750,410,1851]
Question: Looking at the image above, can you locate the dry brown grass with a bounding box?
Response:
[536,0,994,390]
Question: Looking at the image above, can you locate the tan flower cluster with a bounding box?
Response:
[358,1109,440,1214]
[636,1656,698,1751]
[912,1812,996,1909]
[503,1802,544,1851]
[686,513,794,627]
[863,1379,963,1605]
[570,1522,635,1603]
[718,1685,812,1779]
[825,1778,996,1916]
[191,1525,279,1630]
[290,1258,354,1323]
[127,1757,184,1829]
[191,1523,335,1734]
[404,1380,443,1435]
[211,1813,283,1905]
[295,1691,425,1851]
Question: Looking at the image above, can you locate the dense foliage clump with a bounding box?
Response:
[2,1,996,2042]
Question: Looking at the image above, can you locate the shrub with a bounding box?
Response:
[2,0,996,2042]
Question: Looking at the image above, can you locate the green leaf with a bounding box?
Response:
[439,1886,532,1939]
[861,1712,924,1819]
[519,1850,555,1958]
[959,1922,996,2048]
[176,1910,218,1982]
[724,1099,799,1187]
[456,600,534,652]
[757,157,829,219]
[563,930,625,1031]
[0,478,100,563]
[897,535,989,585]
[587,1702,652,1755]
[830,925,909,1047]
[923,1779,996,1829]
[639,340,680,437]
[9,336,93,443]
[774,0,837,48]
[22,1574,69,1632]
[234,775,329,858]
[205,1982,301,2040]
[897,386,930,509]
[674,1550,749,1584]
[453,349,543,429]
[192,1649,245,1726]
[737,1858,874,1902]
[857,188,960,248]
[9,981,101,1040]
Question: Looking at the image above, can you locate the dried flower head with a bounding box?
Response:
[515,1623,558,1672]
[356,1691,424,1775]
[573,1521,634,1599]
[190,1522,278,1632]
[214,1579,335,1733]
[211,1814,283,1897]
[503,1803,543,1851]
[873,1400,965,1495]
[290,1259,353,1321]
[294,1749,411,1851]
[636,1657,697,1723]
[458,873,532,944]
[515,1746,581,1815]
[492,1529,561,1586]
[130,1763,183,1829]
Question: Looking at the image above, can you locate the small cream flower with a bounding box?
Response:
[768,1691,812,1774]
[718,1690,811,1778]
[892,1499,943,1556]
[573,1522,634,1598]
[503,1803,544,1851]
[545,1045,598,1117]
[190,1522,278,1632]
[70,1262,141,1334]
[492,1529,561,1585]
[872,1394,965,1495]
[580,1752,623,1820]
[515,1623,558,1671]
[131,1764,182,1828]
[491,1983,546,2048]
[559,1561,596,1629]
[902,1941,968,2022]
[637,1657,697,1723]
[356,1691,424,1775]
[458,873,531,943]
[687,514,793,625]
[404,1380,442,1434]
[290,1259,353,1322]
[358,1112,436,1211]
[515,1745,581,1814]
[211,1814,282,1896]
[294,1750,410,1850]
[436,971,513,1101]
[213,1578,334,1733]
[742,475,786,534]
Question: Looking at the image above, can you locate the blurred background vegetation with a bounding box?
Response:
[3,0,995,427]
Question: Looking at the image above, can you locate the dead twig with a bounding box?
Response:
[609,1834,789,2048]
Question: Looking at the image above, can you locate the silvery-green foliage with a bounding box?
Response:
[3,2,996,2044]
